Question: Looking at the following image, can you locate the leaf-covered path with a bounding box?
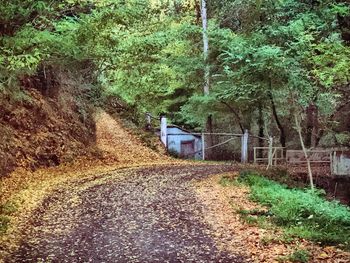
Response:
[8,164,247,263]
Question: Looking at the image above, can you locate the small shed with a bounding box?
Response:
[331,151,350,177]
[158,125,203,160]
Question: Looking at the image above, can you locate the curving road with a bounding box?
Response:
[8,165,247,263]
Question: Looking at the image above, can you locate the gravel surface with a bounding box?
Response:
[7,164,247,263]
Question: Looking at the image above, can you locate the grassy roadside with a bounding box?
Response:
[194,172,350,262]
[218,171,350,262]
[236,171,350,248]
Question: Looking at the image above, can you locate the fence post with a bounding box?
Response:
[241,129,249,163]
[201,133,205,161]
[160,116,167,147]
[330,151,334,176]
[146,113,152,130]
[253,147,257,164]
[267,136,273,169]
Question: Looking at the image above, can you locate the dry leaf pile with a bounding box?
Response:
[93,109,168,164]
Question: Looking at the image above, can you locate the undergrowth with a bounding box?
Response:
[278,249,310,263]
[219,174,240,187]
[233,171,350,249]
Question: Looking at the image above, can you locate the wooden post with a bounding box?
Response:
[330,151,334,176]
[201,133,205,160]
[241,130,249,163]
[160,116,167,147]
[253,147,257,164]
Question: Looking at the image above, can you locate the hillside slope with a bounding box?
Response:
[0,70,171,250]
[0,70,164,178]
[94,109,163,163]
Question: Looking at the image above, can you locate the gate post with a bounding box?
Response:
[160,116,167,147]
[145,113,152,130]
[241,129,249,163]
[201,133,205,160]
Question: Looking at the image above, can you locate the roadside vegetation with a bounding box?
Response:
[221,171,350,250]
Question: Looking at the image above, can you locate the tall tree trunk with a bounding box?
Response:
[305,104,313,147]
[294,112,314,190]
[201,0,209,96]
[305,103,318,148]
[200,0,214,158]
[258,103,264,158]
[195,0,201,25]
[311,104,319,148]
[268,90,286,148]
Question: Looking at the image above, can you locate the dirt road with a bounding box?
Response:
[7,164,247,263]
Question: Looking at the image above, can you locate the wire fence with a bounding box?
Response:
[146,114,273,162]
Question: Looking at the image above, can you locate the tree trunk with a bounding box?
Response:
[305,103,319,148]
[294,112,314,190]
[206,114,215,158]
[258,103,264,158]
[200,0,214,158]
[201,0,209,96]
[269,91,286,148]
[195,0,201,25]
[311,104,319,148]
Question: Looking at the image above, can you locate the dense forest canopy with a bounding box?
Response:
[1,0,350,148]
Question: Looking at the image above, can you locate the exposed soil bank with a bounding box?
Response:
[0,70,98,177]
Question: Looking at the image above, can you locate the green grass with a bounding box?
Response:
[236,171,350,249]
[288,249,310,263]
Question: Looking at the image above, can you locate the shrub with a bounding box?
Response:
[285,249,310,263]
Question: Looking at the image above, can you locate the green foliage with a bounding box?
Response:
[1,0,350,143]
[335,132,350,146]
[101,15,203,115]
[180,0,350,140]
[279,249,310,263]
[288,249,310,263]
[239,173,350,248]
